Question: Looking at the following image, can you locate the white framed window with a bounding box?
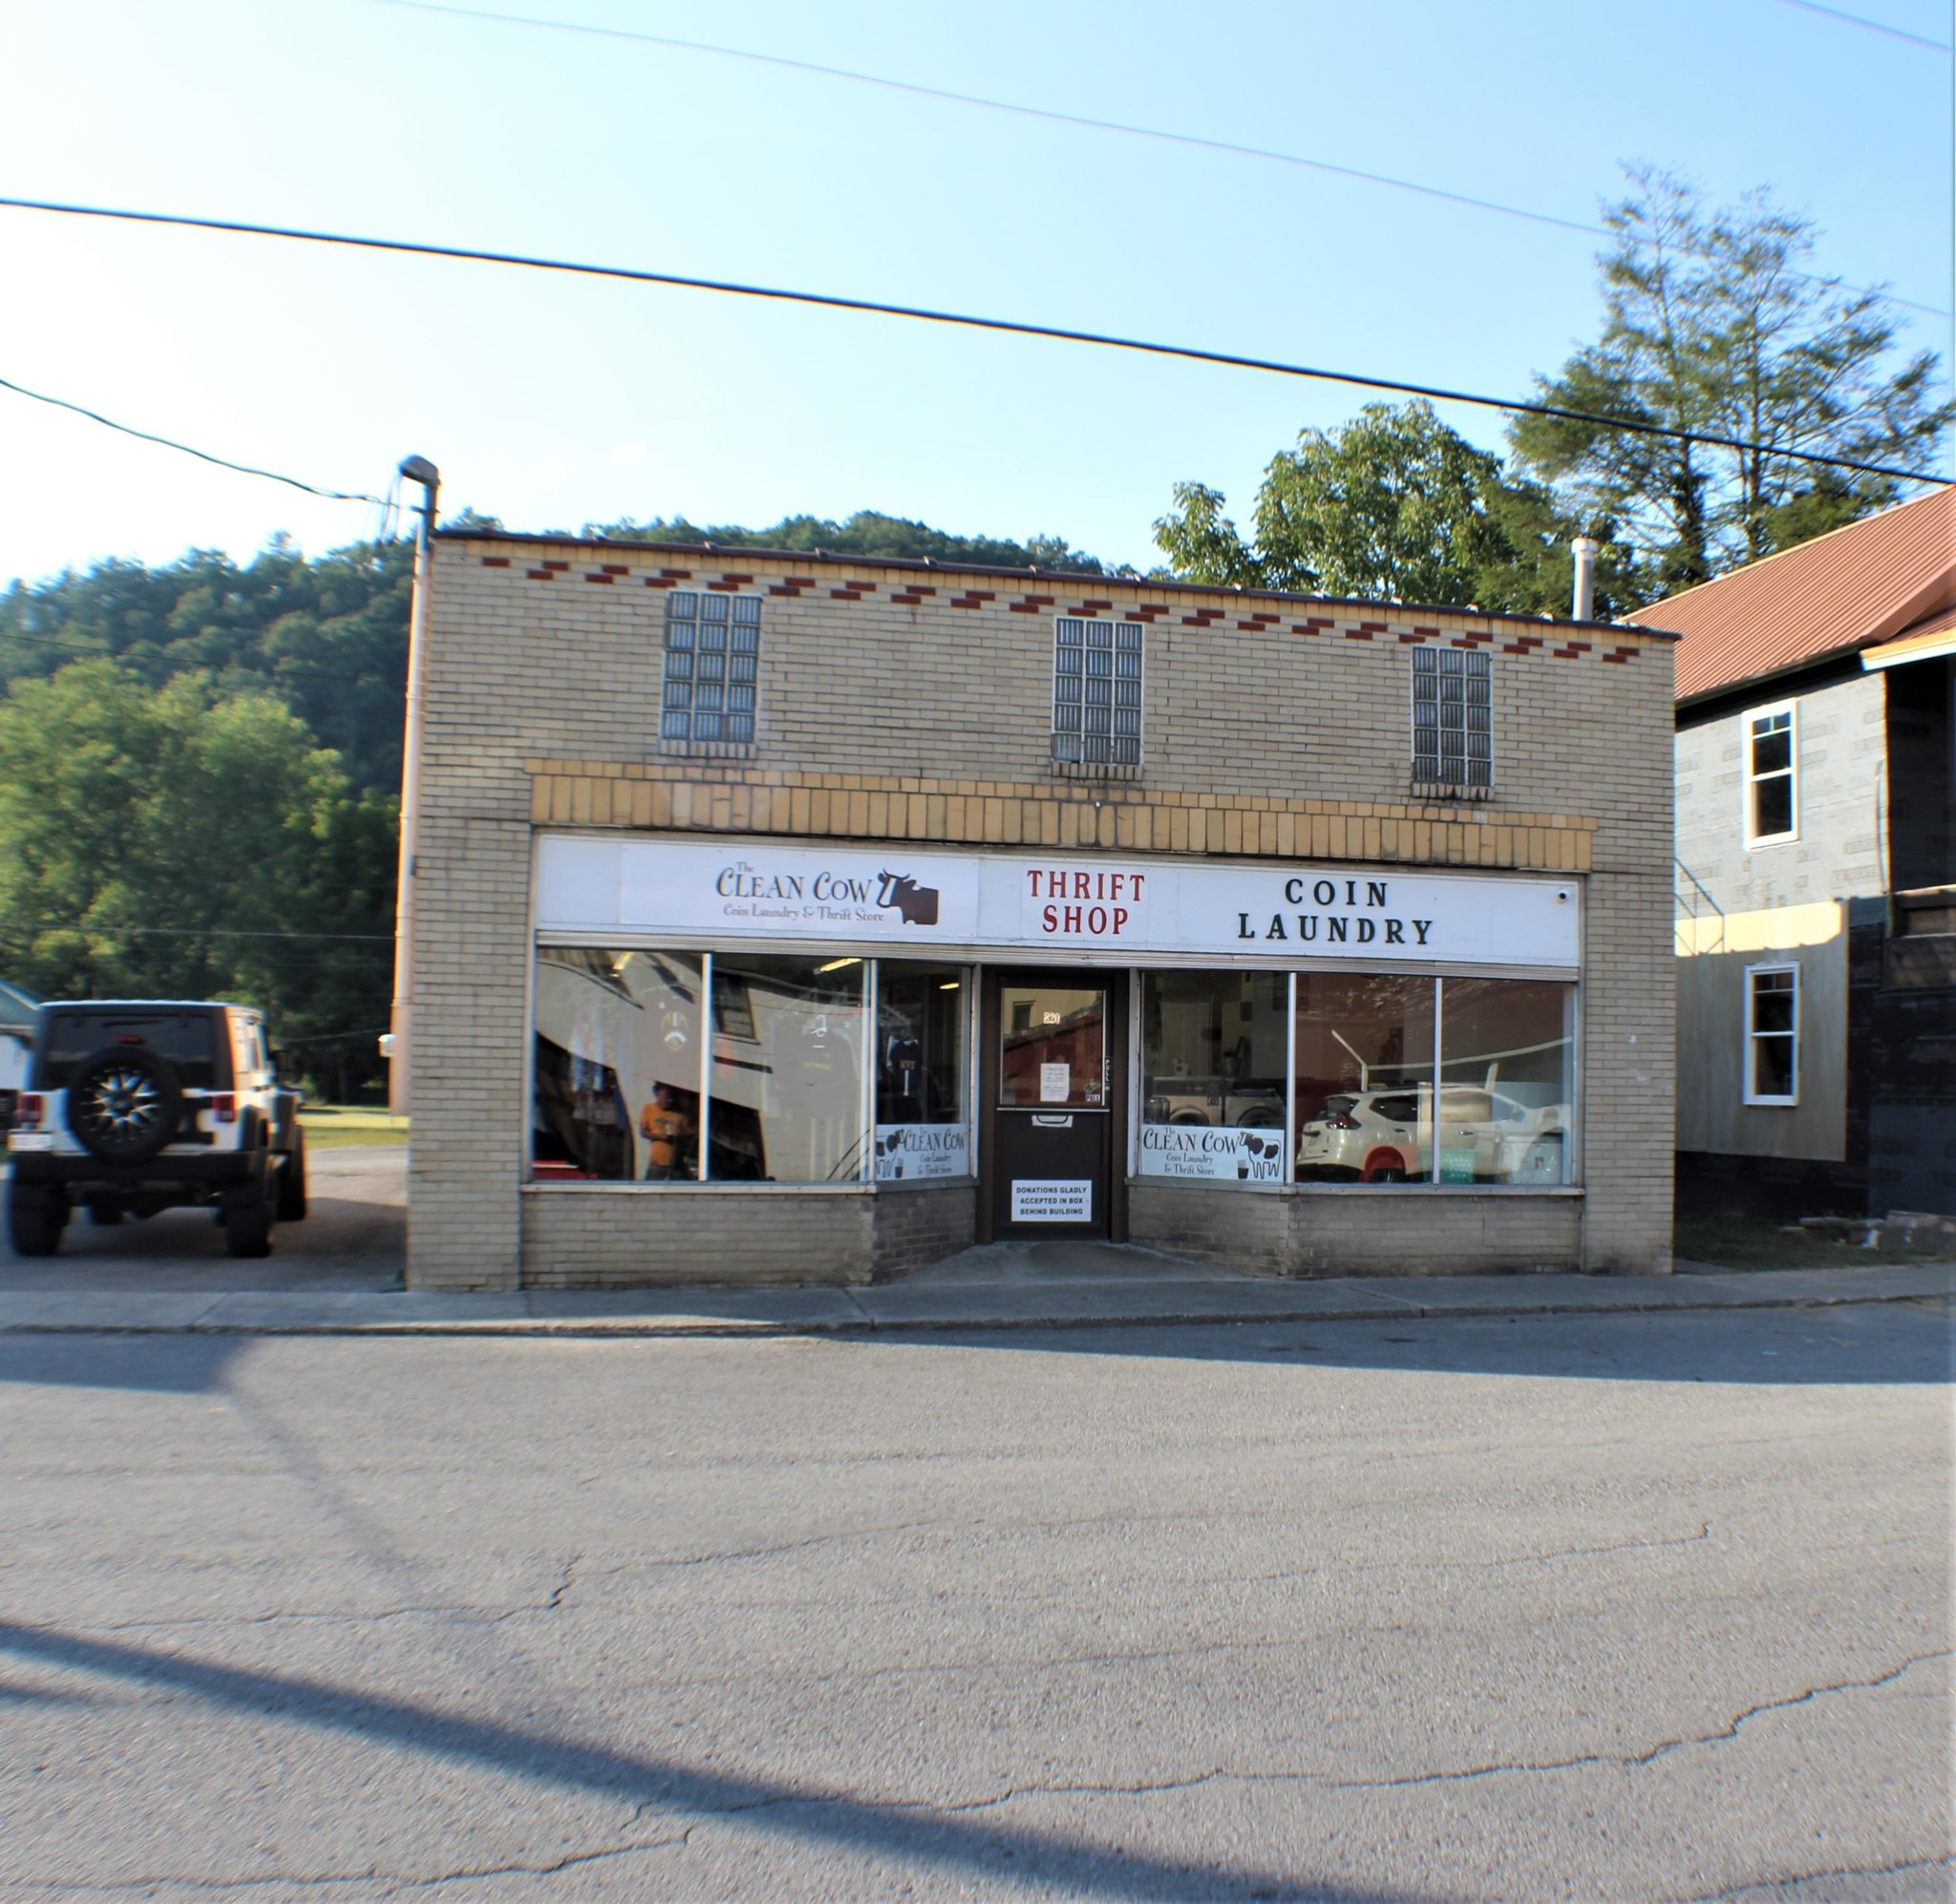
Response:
[1743,963,1799,1106]
[1412,646,1492,789]
[1052,618,1143,766]
[1743,701,1797,846]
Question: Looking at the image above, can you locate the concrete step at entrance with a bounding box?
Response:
[904,1238,1262,1285]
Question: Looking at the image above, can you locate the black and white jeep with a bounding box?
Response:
[5,1001,308,1259]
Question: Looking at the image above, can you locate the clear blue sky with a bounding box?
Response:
[1,0,1949,586]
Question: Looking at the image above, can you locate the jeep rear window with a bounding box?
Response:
[36,1011,225,1090]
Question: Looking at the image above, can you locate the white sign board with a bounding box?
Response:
[1010,1179,1094,1222]
[537,836,1579,968]
[872,1124,970,1181]
[1038,1062,1071,1103]
[1137,1125,1286,1182]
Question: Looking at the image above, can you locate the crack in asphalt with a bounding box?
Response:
[9,1832,694,1894]
[1683,1852,1954,1900]
[42,1555,587,1640]
[819,1650,1952,1813]
[9,1654,1945,1898]
[1311,1651,1952,1791]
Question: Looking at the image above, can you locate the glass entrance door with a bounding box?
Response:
[991,978,1112,1237]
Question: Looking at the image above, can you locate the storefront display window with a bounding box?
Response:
[708,954,865,1182]
[875,963,970,1180]
[530,948,973,1185]
[1437,977,1576,1184]
[532,947,702,1181]
[529,941,1576,1195]
[1139,971,1287,1181]
[1293,973,1436,1183]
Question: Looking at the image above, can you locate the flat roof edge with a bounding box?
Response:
[435,527,1677,639]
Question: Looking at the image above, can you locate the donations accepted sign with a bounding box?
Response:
[536,835,1580,969]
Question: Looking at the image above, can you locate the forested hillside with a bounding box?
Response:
[584,507,1112,574]
[0,536,414,794]
[0,507,1105,1095]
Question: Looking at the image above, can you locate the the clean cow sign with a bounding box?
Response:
[536,835,1580,969]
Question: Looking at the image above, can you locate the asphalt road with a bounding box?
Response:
[1,1301,1948,1902]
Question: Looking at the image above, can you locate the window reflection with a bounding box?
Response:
[998,986,1105,1109]
[1438,978,1575,1184]
[708,954,865,1182]
[1293,974,1435,1183]
[533,948,700,1181]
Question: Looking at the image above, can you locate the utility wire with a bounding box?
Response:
[1772,0,1952,51]
[0,374,383,504]
[357,0,1952,321]
[2,195,1947,488]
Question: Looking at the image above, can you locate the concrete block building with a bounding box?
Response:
[400,527,1677,1289]
[1669,489,1956,1217]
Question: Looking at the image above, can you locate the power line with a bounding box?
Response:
[1771,0,1952,51]
[0,374,384,504]
[357,0,1952,321]
[2,195,1947,489]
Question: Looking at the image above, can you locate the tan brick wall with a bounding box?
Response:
[1130,1183,1584,1276]
[407,535,1675,1287]
[519,1184,976,1286]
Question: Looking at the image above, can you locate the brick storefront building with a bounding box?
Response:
[400,529,1677,1289]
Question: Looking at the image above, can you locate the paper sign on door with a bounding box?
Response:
[1010,1180,1093,1222]
[1038,1062,1070,1103]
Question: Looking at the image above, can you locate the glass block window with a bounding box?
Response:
[662,591,759,745]
[1052,618,1143,766]
[1413,646,1491,787]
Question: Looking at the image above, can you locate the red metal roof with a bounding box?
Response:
[1657,488,1956,704]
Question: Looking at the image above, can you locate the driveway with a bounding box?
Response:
[0,1148,404,1292]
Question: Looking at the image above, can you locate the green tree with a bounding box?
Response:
[586,508,1110,575]
[1153,400,1638,615]
[0,536,413,793]
[0,662,395,1095]
[1511,166,1954,591]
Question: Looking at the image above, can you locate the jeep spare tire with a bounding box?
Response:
[64,1044,183,1165]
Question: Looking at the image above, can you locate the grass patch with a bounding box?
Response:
[299,1104,409,1148]
[1675,1214,1952,1272]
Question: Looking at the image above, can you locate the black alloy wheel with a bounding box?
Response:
[63,1045,184,1166]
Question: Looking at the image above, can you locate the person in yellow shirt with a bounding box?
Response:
[638,1082,696,1180]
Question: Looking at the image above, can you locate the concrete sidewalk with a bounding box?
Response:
[1,1258,1947,1338]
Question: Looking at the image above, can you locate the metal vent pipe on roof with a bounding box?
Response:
[1571,537,1598,622]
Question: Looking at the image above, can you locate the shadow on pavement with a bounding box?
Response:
[841,1298,1956,1389]
[0,1332,252,1393]
[0,1618,1408,1903]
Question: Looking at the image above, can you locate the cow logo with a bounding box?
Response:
[876,871,940,926]
[1236,1132,1284,1180]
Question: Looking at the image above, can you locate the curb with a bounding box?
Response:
[2,1283,1943,1341]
